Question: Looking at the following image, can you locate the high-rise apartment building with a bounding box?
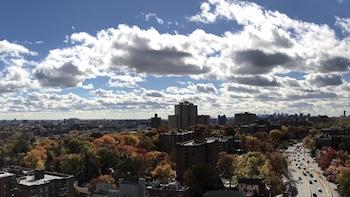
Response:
[159,131,195,153]
[175,136,242,181]
[168,101,210,129]
[150,114,161,128]
[175,101,198,129]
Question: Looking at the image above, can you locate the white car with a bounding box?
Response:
[318,188,322,192]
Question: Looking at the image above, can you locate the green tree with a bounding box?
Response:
[238,151,266,178]
[217,152,237,188]
[337,170,350,197]
[184,164,223,197]
[260,159,285,195]
[57,154,84,182]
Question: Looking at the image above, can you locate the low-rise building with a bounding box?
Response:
[117,178,146,197]
[147,181,190,197]
[315,126,350,150]
[16,170,75,197]
[197,115,210,125]
[235,112,258,126]
[237,178,267,197]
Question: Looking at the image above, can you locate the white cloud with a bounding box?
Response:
[144,13,164,24]
[335,16,350,34]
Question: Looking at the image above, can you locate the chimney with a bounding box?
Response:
[344,111,347,117]
[155,114,158,118]
[34,169,45,180]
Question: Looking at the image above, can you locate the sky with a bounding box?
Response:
[1,0,350,119]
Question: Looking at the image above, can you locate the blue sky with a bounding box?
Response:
[0,0,350,119]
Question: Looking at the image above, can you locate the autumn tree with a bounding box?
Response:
[237,151,266,178]
[89,175,116,192]
[217,152,237,188]
[269,129,283,143]
[316,147,337,170]
[302,136,315,149]
[151,162,175,183]
[267,152,288,177]
[260,159,285,195]
[24,146,48,169]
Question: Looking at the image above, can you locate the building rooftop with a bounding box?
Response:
[147,181,188,191]
[160,130,194,136]
[18,174,65,186]
[0,171,14,178]
[179,136,233,147]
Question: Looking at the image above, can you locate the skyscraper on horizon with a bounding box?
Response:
[168,101,197,129]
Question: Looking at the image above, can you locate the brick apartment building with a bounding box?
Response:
[175,136,242,181]
[0,171,16,197]
[0,167,75,197]
[159,131,195,154]
[234,112,258,126]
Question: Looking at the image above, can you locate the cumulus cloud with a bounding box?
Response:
[231,75,281,86]
[335,16,350,33]
[2,0,350,117]
[319,57,350,73]
[188,83,217,94]
[0,40,36,57]
[233,49,294,74]
[306,73,343,87]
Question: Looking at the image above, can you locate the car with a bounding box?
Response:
[313,193,317,197]
[298,166,301,169]
[318,188,322,192]
[313,178,317,182]
[309,180,313,184]
[299,177,302,180]
[310,174,313,177]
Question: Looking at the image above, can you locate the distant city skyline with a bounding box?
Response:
[0,0,350,119]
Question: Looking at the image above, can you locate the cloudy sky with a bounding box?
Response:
[1,0,350,119]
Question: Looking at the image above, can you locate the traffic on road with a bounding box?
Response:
[285,143,338,197]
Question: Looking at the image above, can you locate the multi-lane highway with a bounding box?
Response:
[285,143,339,197]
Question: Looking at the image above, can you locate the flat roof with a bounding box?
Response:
[180,136,232,147]
[18,174,65,186]
[161,131,194,135]
[0,171,15,178]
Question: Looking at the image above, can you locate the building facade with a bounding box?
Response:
[217,115,227,125]
[234,112,258,126]
[1,167,75,197]
[175,136,241,181]
[0,171,16,197]
[175,101,198,129]
[168,101,210,129]
[159,131,195,154]
[151,114,161,128]
[196,115,210,125]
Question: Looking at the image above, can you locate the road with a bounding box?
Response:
[285,143,339,197]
